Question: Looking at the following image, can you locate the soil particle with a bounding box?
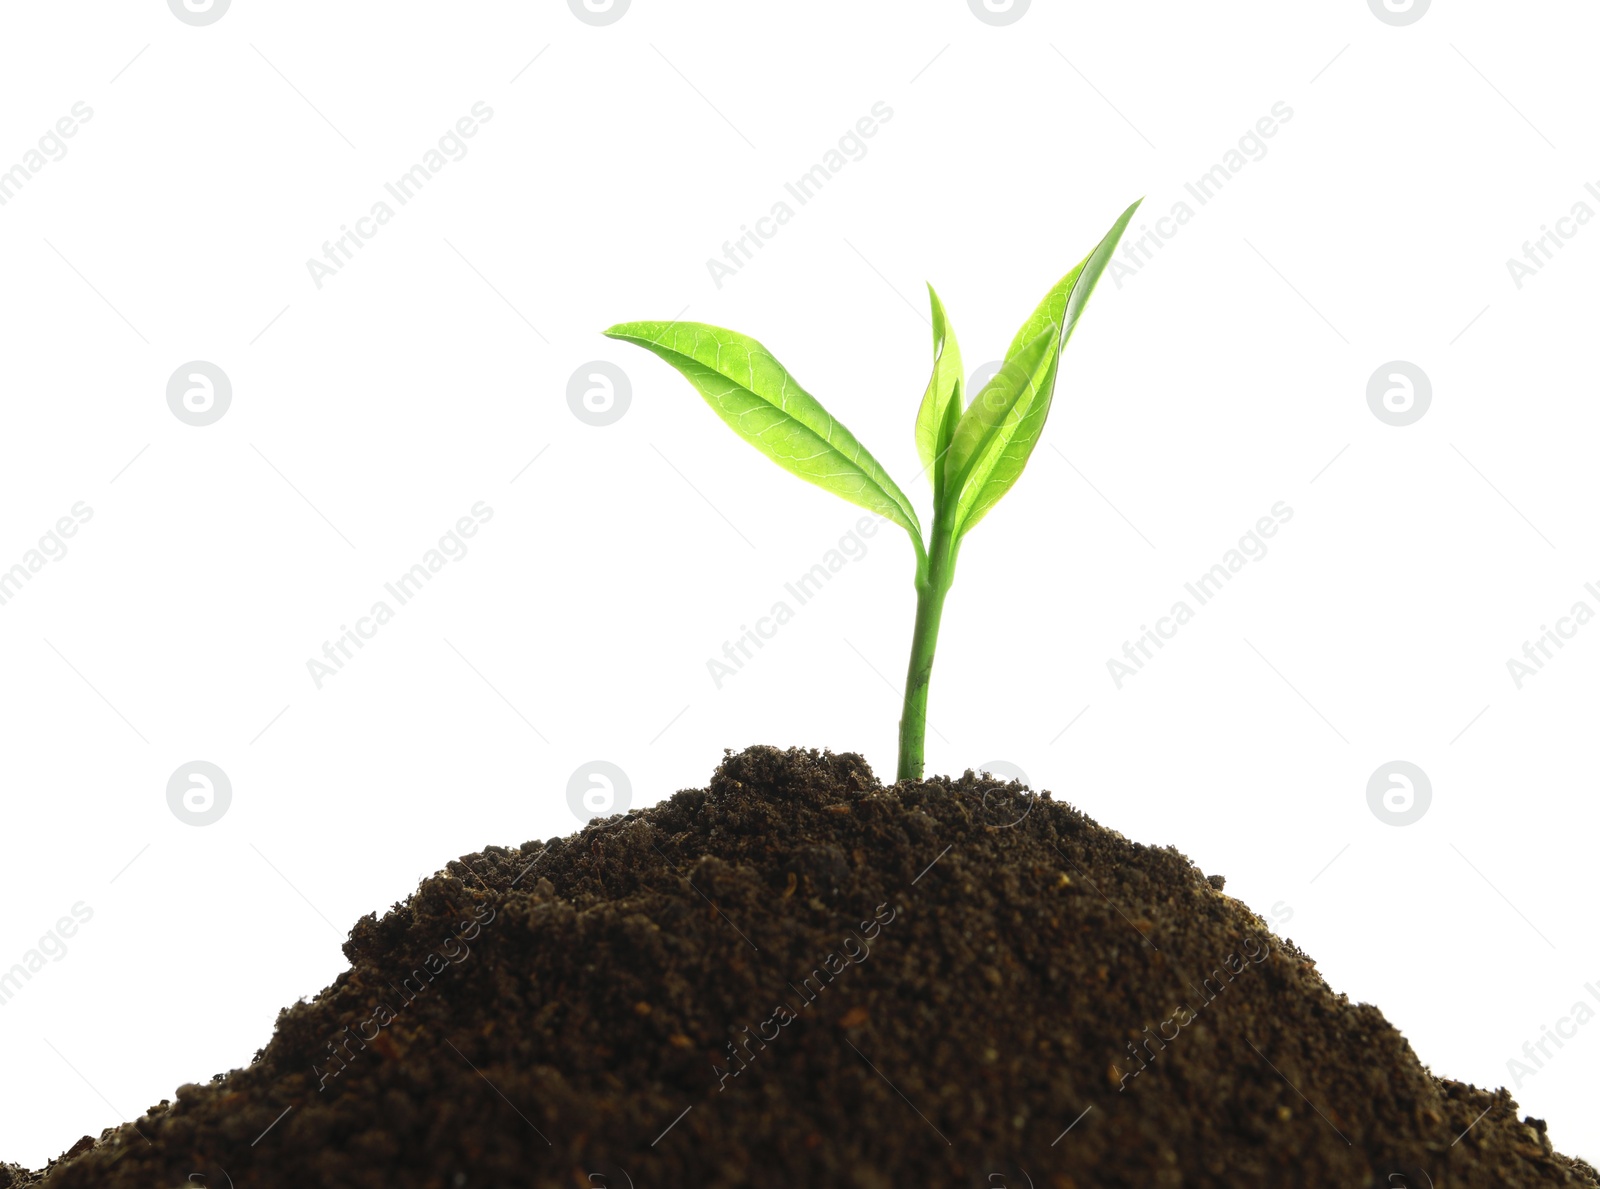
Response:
[8,747,1595,1188]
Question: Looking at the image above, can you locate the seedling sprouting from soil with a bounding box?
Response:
[606,200,1139,781]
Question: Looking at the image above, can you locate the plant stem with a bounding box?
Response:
[897,519,955,782]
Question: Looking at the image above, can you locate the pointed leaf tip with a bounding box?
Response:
[914,284,964,500]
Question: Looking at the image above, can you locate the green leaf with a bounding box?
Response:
[913,285,964,501]
[1004,198,1143,360]
[944,330,1060,537]
[945,199,1142,538]
[603,320,922,539]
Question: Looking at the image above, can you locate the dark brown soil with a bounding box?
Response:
[7,747,1594,1188]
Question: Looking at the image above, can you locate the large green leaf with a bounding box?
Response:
[913,285,964,501]
[945,199,1141,538]
[603,320,922,538]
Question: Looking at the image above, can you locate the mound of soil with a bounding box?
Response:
[7,747,1593,1188]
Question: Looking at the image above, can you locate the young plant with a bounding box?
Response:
[605,199,1140,782]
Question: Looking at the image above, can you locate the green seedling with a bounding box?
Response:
[605,199,1140,781]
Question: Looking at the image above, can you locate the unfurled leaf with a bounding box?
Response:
[603,320,922,538]
[913,285,964,501]
[944,330,1060,537]
[945,199,1141,537]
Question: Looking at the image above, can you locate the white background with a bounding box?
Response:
[1,0,1596,1170]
